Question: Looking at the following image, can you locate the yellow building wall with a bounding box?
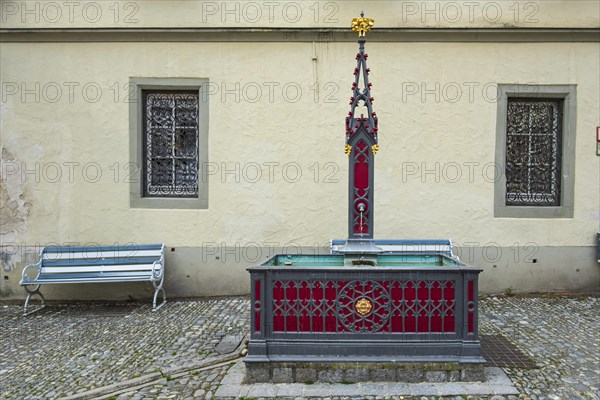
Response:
[1,41,598,248]
[1,0,598,29]
[1,0,599,297]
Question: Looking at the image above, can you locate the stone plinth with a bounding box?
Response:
[245,361,486,384]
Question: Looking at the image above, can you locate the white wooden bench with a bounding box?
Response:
[19,243,166,315]
[330,239,458,258]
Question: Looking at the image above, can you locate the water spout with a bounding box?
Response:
[358,203,365,237]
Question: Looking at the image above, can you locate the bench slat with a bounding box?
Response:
[43,244,163,253]
[42,257,161,267]
[41,264,157,274]
[379,245,452,252]
[330,239,454,257]
[330,239,452,246]
[33,276,154,284]
[37,271,153,280]
[42,249,163,260]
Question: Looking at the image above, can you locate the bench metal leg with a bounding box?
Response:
[152,287,167,311]
[23,285,46,316]
[152,277,167,311]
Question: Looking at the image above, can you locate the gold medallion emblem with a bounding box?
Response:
[355,298,372,316]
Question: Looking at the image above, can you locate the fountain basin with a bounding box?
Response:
[245,253,484,382]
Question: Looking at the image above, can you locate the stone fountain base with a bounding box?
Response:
[245,361,485,384]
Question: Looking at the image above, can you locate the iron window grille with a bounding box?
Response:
[505,98,563,206]
[142,90,199,198]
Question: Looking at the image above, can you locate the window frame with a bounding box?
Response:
[129,78,209,209]
[494,84,576,218]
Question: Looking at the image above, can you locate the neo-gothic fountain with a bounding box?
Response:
[244,13,484,384]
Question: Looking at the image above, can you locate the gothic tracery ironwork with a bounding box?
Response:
[271,279,456,334]
[346,15,378,238]
[505,98,562,206]
[143,91,199,198]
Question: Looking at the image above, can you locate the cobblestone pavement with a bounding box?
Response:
[1,296,598,400]
[479,296,599,400]
[110,363,231,400]
[0,298,248,400]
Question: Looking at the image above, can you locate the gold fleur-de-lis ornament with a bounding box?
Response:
[351,11,374,37]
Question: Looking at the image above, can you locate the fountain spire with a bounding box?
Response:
[346,13,378,240]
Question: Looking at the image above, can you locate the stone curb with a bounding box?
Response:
[58,334,249,400]
[216,362,520,398]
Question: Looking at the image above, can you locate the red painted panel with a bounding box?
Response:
[444,315,455,333]
[353,140,370,235]
[325,307,337,332]
[468,313,474,334]
[444,281,456,332]
[404,314,416,332]
[431,281,441,301]
[273,281,284,331]
[271,279,456,334]
[468,280,474,333]
[418,308,429,332]
[391,305,402,332]
[354,141,369,193]
[285,314,298,332]
[299,309,310,332]
[468,280,474,302]
[444,281,455,301]
[254,280,261,333]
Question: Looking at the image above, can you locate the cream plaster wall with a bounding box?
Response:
[1,0,598,29]
[1,40,599,252]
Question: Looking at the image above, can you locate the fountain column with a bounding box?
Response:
[346,13,378,240]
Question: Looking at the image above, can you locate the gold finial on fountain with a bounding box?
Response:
[351,11,374,37]
[344,144,353,156]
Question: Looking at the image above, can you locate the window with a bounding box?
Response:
[130,78,208,209]
[494,85,576,218]
[505,99,562,206]
[143,91,199,198]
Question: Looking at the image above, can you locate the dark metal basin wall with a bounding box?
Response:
[247,259,483,363]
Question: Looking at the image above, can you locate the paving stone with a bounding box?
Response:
[247,382,278,397]
[463,382,496,395]
[273,367,294,383]
[331,384,361,396]
[409,383,442,396]
[214,383,240,397]
[318,369,344,383]
[275,383,306,396]
[437,382,468,395]
[303,384,333,397]
[344,367,369,382]
[397,369,425,382]
[214,333,244,354]
[370,367,397,382]
[449,370,461,382]
[461,368,486,382]
[245,365,270,383]
[359,382,389,394]
[295,367,317,383]
[425,371,448,382]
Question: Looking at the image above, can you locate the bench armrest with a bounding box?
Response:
[151,259,163,279]
[20,261,42,284]
[151,243,165,280]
